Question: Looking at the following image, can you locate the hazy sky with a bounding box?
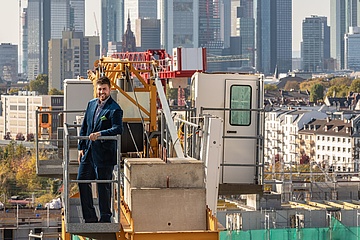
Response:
[0,0,329,54]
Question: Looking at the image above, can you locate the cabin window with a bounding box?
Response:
[4,229,13,240]
[229,85,251,126]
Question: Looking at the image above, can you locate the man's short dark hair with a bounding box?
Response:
[96,76,111,87]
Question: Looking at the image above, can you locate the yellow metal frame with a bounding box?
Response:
[87,57,159,157]
[115,187,219,240]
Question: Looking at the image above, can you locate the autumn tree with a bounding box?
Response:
[48,88,64,95]
[284,81,300,91]
[326,85,349,97]
[350,79,360,93]
[264,84,278,91]
[29,74,48,95]
[330,77,352,87]
[310,84,324,103]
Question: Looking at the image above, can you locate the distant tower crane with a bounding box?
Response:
[93,12,99,36]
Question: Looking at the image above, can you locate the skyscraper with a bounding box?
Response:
[198,0,222,47]
[27,0,51,81]
[330,0,358,70]
[302,16,330,72]
[135,19,161,51]
[275,0,292,73]
[51,0,70,39]
[124,0,157,33]
[0,43,18,82]
[238,0,255,67]
[25,0,85,80]
[255,0,292,75]
[70,0,85,33]
[160,0,198,53]
[344,27,360,71]
[101,0,124,54]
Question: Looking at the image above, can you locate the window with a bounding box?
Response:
[322,136,325,141]
[4,229,13,240]
[229,85,251,126]
[332,147,335,151]
[327,146,330,151]
[338,137,340,142]
[343,148,346,152]
[332,137,335,141]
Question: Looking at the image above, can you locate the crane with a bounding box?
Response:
[93,12,99,36]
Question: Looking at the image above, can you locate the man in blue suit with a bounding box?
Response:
[77,76,123,223]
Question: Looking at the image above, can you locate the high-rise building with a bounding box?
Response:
[199,0,222,47]
[255,0,271,75]
[51,0,70,39]
[70,0,85,33]
[275,0,292,73]
[25,0,85,80]
[302,15,330,73]
[345,27,360,71]
[238,0,255,67]
[0,43,18,82]
[20,7,28,76]
[160,0,198,53]
[124,0,157,32]
[330,0,358,70]
[255,0,292,75]
[27,0,51,81]
[101,0,124,54]
[135,19,160,51]
[48,31,100,90]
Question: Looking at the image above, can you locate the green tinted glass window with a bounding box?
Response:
[230,85,251,126]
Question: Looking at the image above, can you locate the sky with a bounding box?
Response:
[0,0,329,55]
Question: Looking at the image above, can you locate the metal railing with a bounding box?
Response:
[62,122,121,226]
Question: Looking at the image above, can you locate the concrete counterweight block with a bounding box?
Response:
[123,157,207,232]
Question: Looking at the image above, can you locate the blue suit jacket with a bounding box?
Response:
[78,96,123,167]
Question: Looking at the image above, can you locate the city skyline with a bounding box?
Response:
[0,0,329,54]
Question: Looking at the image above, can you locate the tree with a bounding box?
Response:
[8,88,19,95]
[284,81,299,91]
[16,156,42,191]
[310,84,324,103]
[48,88,63,95]
[350,79,360,93]
[330,77,352,87]
[264,84,278,91]
[326,85,349,97]
[29,74,48,95]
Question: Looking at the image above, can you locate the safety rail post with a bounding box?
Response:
[63,123,70,225]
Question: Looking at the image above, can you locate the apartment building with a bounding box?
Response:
[299,118,354,172]
[265,108,327,165]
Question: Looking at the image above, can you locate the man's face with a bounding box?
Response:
[97,83,110,102]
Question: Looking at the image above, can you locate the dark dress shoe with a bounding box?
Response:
[99,218,111,223]
[85,218,98,223]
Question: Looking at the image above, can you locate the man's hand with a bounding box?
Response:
[78,150,84,164]
[89,132,101,141]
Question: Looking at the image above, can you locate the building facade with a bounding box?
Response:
[160,0,198,53]
[124,0,157,33]
[48,31,100,90]
[0,93,63,138]
[0,43,18,82]
[25,0,85,81]
[135,19,160,51]
[101,0,124,54]
[344,27,360,71]
[26,0,51,81]
[302,15,330,73]
[255,0,292,75]
[264,109,327,165]
[70,0,85,33]
[330,0,358,70]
